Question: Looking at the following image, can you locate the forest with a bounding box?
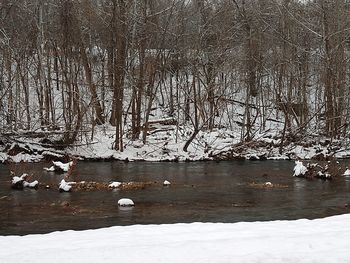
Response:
[1,0,350,161]
[2,2,350,259]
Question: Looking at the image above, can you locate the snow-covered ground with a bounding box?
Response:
[3,122,350,163]
[1,214,350,263]
[2,83,350,163]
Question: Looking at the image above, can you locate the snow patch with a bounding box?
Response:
[9,153,43,163]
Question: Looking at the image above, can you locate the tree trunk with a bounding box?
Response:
[111,0,128,151]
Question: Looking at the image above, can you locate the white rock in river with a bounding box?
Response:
[109,182,122,188]
[163,180,171,186]
[23,180,39,189]
[43,166,55,172]
[264,182,273,187]
[11,173,29,190]
[118,198,134,207]
[12,173,28,184]
[53,161,74,172]
[293,161,308,177]
[343,169,350,176]
[59,179,72,192]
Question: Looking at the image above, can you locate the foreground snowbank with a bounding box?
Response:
[1,214,350,263]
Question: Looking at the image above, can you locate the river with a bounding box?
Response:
[1,160,350,235]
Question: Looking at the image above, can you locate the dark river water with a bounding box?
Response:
[1,160,350,235]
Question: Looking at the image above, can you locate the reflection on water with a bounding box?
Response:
[1,160,350,235]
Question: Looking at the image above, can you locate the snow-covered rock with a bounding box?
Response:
[293,161,308,177]
[343,169,350,176]
[109,182,122,188]
[23,180,39,189]
[53,161,74,172]
[12,173,28,184]
[118,198,134,207]
[264,182,273,187]
[316,171,332,179]
[325,173,331,179]
[43,166,55,172]
[59,179,73,192]
[11,174,28,190]
[317,171,324,177]
[163,180,171,186]
[11,174,39,189]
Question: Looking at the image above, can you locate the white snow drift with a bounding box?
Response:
[0,214,350,263]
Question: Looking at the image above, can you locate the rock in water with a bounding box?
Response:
[59,179,72,192]
[118,198,134,207]
[23,180,39,189]
[109,182,122,188]
[293,161,308,177]
[43,166,55,172]
[163,180,171,186]
[11,178,24,190]
[53,161,74,172]
[11,174,28,190]
[343,169,350,176]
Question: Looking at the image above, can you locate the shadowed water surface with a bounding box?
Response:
[1,160,350,235]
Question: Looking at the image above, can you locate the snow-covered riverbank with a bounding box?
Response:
[2,123,350,163]
[1,214,349,263]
